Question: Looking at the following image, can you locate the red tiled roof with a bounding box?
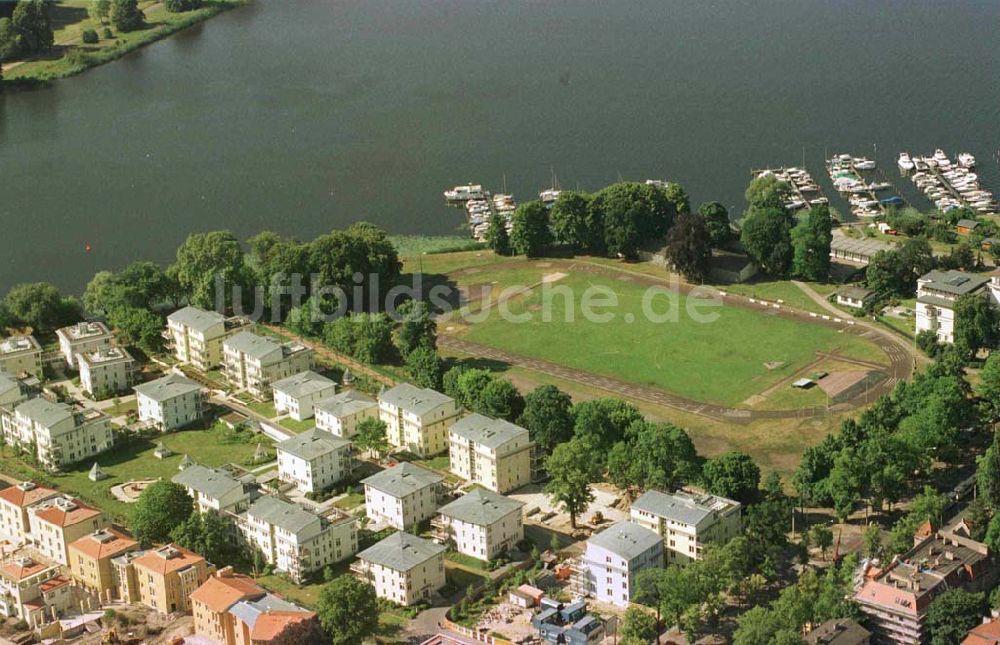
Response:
[250,611,317,642]
[0,559,51,581]
[965,619,1000,645]
[68,528,137,561]
[0,483,59,509]
[190,573,265,613]
[856,579,920,617]
[40,575,71,593]
[133,544,205,577]
[31,498,102,528]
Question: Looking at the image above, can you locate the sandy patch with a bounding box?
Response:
[542,272,568,283]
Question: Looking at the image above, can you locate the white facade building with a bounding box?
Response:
[579,521,664,607]
[166,306,249,371]
[432,489,524,562]
[56,322,113,369]
[378,384,460,457]
[0,481,60,546]
[172,464,257,514]
[314,390,378,438]
[4,398,113,469]
[223,332,314,400]
[448,414,532,493]
[134,373,206,432]
[0,336,42,379]
[629,490,742,565]
[272,371,336,421]
[361,462,444,531]
[915,270,997,344]
[77,347,138,397]
[275,428,353,494]
[352,532,446,606]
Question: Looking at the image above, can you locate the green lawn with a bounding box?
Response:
[333,491,366,510]
[458,271,886,406]
[242,400,277,418]
[280,417,316,433]
[708,279,834,316]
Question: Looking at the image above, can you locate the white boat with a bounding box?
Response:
[539,189,562,204]
[854,159,876,170]
[810,197,829,205]
[933,149,949,162]
[958,152,976,168]
[898,153,915,171]
[445,184,484,201]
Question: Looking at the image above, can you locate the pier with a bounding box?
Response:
[750,166,829,214]
[826,154,904,219]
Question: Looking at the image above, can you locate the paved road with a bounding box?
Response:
[440,259,915,423]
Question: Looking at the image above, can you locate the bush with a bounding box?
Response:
[102,27,113,39]
[82,29,99,44]
[165,0,201,12]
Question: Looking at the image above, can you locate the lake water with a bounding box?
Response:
[1,0,998,292]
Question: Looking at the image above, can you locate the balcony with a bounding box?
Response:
[430,516,450,543]
[349,560,370,580]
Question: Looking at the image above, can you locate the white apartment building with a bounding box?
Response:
[0,336,42,379]
[77,347,138,397]
[272,371,336,421]
[234,496,357,583]
[378,383,460,457]
[915,270,1000,344]
[0,372,28,412]
[172,464,257,514]
[314,389,378,438]
[56,321,113,369]
[0,481,60,546]
[352,532,446,606]
[275,428,353,494]
[432,489,524,561]
[5,398,113,470]
[629,490,742,565]
[223,332,314,400]
[579,521,664,607]
[166,306,249,371]
[361,462,444,531]
[134,373,206,432]
[448,414,532,494]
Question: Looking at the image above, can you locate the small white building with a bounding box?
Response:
[579,521,664,607]
[272,371,337,421]
[432,488,524,562]
[448,414,532,494]
[378,383,460,457]
[314,390,379,438]
[0,336,42,379]
[361,462,444,531]
[172,464,256,514]
[275,428,353,494]
[167,306,250,371]
[915,270,998,344]
[5,398,113,470]
[223,332,314,400]
[352,531,446,606]
[629,490,742,565]
[56,322,113,369]
[77,347,138,397]
[134,373,205,432]
[835,286,876,310]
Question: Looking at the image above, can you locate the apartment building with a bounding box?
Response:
[0,335,42,379]
[314,389,378,438]
[361,462,444,531]
[275,427,353,494]
[352,531,446,606]
[132,543,214,614]
[448,414,532,493]
[5,397,113,469]
[223,332,314,400]
[0,481,60,546]
[233,496,357,583]
[27,496,108,565]
[629,489,742,564]
[432,488,524,561]
[915,270,1000,344]
[167,306,250,371]
[0,556,65,627]
[378,383,460,457]
[579,521,664,607]
[77,347,138,396]
[68,527,139,598]
[56,321,113,369]
[272,371,336,421]
[0,372,28,410]
[172,464,257,514]
[134,373,206,432]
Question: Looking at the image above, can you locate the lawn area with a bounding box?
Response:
[333,490,366,511]
[0,421,270,521]
[104,398,138,417]
[241,399,277,418]
[279,417,315,433]
[456,269,885,406]
[257,574,324,608]
[708,279,835,316]
[414,455,450,472]
[445,550,490,572]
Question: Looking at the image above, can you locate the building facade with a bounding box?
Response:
[314,390,378,438]
[27,496,108,565]
[135,373,206,432]
[132,544,214,614]
[0,481,60,546]
[275,428,353,494]
[172,464,257,514]
[352,532,446,606]
[223,332,314,400]
[272,371,337,421]
[56,321,113,369]
[77,347,138,396]
[432,488,524,561]
[448,414,532,493]
[67,527,139,598]
[5,398,113,469]
[167,306,250,371]
[915,270,998,344]
[0,335,42,379]
[361,462,444,531]
[629,490,742,565]
[579,521,664,607]
[378,383,460,457]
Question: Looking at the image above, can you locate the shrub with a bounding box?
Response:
[102,27,113,39]
[165,0,201,12]
[82,29,99,44]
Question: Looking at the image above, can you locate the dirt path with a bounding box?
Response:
[263,324,397,387]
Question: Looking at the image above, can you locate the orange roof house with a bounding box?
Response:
[965,619,1000,644]
[27,497,107,565]
[68,528,139,597]
[0,481,60,544]
[132,544,213,614]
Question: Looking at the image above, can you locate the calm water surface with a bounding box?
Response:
[1,0,998,291]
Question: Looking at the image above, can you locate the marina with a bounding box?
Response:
[444,183,517,242]
[826,153,905,219]
[900,149,998,215]
[750,166,829,213]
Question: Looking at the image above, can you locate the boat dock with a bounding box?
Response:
[750,166,829,213]
[826,153,904,218]
[901,149,997,215]
[443,183,516,242]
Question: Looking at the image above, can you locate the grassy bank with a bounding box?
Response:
[5,0,246,85]
[390,235,484,257]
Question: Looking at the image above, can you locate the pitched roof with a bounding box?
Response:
[804,618,871,645]
[272,371,335,399]
[437,488,524,526]
[15,397,73,429]
[631,490,739,527]
[251,612,317,642]
[965,619,1000,645]
[39,575,72,593]
[133,544,205,576]
[361,462,443,498]
[314,389,377,418]
[172,464,246,501]
[836,285,875,301]
[379,383,454,416]
[30,497,102,528]
[587,521,662,560]
[357,531,445,571]
[919,269,991,295]
[168,306,226,333]
[0,558,51,582]
[244,496,321,535]
[229,594,311,635]
[190,573,265,613]
[0,372,21,399]
[134,373,202,402]
[225,331,282,361]
[449,413,529,449]
[275,427,350,461]
[68,528,137,561]
[0,481,59,508]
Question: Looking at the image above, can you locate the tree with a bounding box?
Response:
[510,201,553,257]
[485,211,511,256]
[550,191,599,251]
[608,422,699,496]
[268,618,327,645]
[702,452,760,505]
[978,430,1000,512]
[544,439,599,528]
[476,378,525,422]
[324,313,395,364]
[809,524,833,560]
[745,174,791,210]
[593,182,677,260]
[353,417,390,461]
[110,0,144,32]
[791,205,832,280]
[698,201,732,248]
[519,385,574,454]
[406,346,443,390]
[0,18,19,62]
[396,300,436,358]
[740,206,793,275]
[171,231,247,309]
[131,481,193,546]
[664,212,712,282]
[165,0,201,12]
[11,0,53,54]
[170,511,239,565]
[634,568,668,626]
[953,293,999,359]
[88,0,111,24]
[925,589,987,645]
[246,231,309,320]
[83,261,175,314]
[862,523,884,560]
[111,306,164,355]
[5,282,80,332]
[571,398,642,455]
[619,607,658,645]
[979,353,1000,421]
[315,576,379,645]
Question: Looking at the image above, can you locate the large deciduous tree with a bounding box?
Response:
[702,451,760,505]
[740,206,793,276]
[315,576,379,645]
[131,481,193,546]
[485,211,511,256]
[11,0,53,55]
[519,385,574,454]
[110,0,145,32]
[791,205,833,280]
[664,212,712,282]
[510,200,553,257]
[5,282,80,333]
[544,438,599,528]
[550,191,599,252]
[171,231,248,310]
[698,201,733,248]
[925,590,987,645]
[953,293,999,359]
[395,300,437,358]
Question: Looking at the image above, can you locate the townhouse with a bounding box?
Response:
[352,531,446,606]
[378,383,460,457]
[56,321,113,369]
[272,370,336,421]
[0,556,71,628]
[432,488,524,561]
[629,489,742,565]
[448,413,532,493]
[27,496,108,565]
[135,373,206,432]
[915,270,1000,344]
[0,481,60,546]
[0,335,42,379]
[77,347,138,397]
[131,543,215,614]
[578,521,664,607]
[5,397,114,470]
[172,464,258,514]
[223,332,314,400]
[361,462,444,531]
[67,527,139,598]
[167,306,249,371]
[275,427,353,494]
[314,389,378,438]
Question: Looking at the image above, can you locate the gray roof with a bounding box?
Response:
[134,373,202,402]
[15,398,72,428]
[829,236,893,260]
[631,490,739,527]
[314,390,377,418]
[168,306,226,333]
[244,496,320,534]
[0,372,20,398]
[587,521,662,560]
[361,462,443,498]
[379,383,454,416]
[275,428,350,461]
[919,270,991,296]
[437,488,524,526]
[225,331,281,361]
[957,219,980,229]
[272,371,335,399]
[172,464,245,501]
[803,619,871,645]
[358,531,445,571]
[836,285,875,301]
[449,413,529,449]
[228,593,307,629]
